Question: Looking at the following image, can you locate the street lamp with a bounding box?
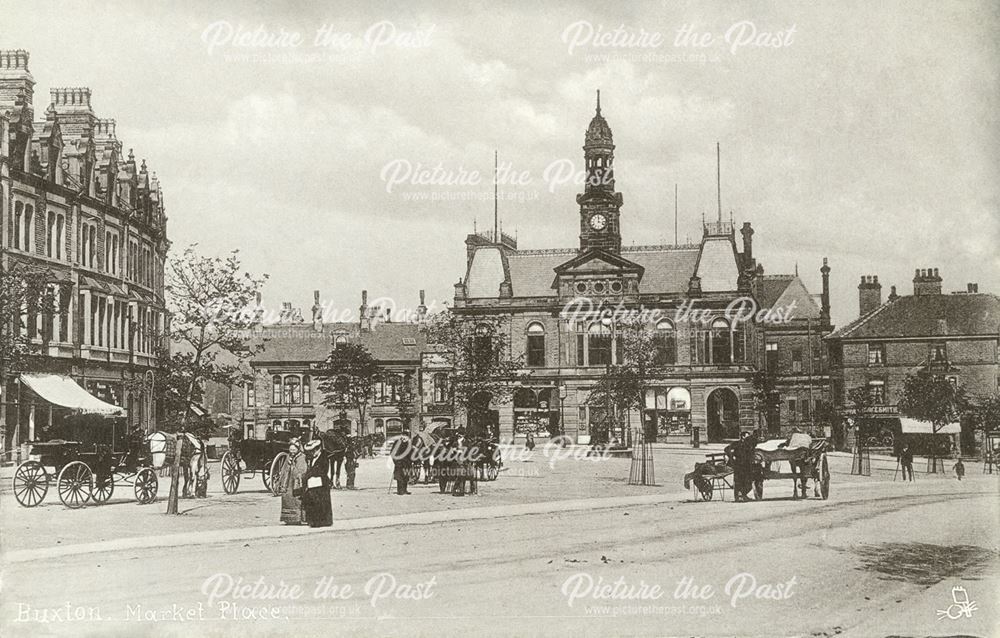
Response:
[144,369,155,434]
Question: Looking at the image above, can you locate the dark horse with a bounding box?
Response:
[317,427,348,488]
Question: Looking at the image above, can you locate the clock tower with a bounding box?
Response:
[577,90,623,253]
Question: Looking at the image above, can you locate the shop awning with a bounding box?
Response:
[19,373,124,416]
[899,417,960,435]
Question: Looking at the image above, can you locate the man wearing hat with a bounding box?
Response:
[302,439,333,526]
[390,433,413,495]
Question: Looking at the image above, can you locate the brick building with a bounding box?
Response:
[451,94,833,444]
[826,269,1000,453]
[1,51,168,454]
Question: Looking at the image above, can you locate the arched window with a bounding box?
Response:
[588,322,612,366]
[302,375,311,404]
[654,320,676,365]
[272,375,282,405]
[283,375,301,404]
[12,201,22,249]
[711,318,732,365]
[432,373,450,403]
[526,322,545,367]
[334,334,348,349]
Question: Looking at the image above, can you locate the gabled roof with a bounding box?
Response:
[758,275,822,320]
[827,293,1000,340]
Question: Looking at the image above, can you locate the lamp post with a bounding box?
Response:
[144,369,155,434]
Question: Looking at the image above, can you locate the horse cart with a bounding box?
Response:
[221,430,300,496]
[684,437,831,501]
[12,415,159,509]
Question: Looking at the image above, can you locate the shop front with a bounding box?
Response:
[643,387,691,443]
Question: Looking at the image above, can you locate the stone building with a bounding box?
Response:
[1,51,168,453]
[228,291,440,439]
[452,94,833,444]
[826,269,1000,454]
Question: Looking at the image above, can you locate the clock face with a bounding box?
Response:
[589,213,608,230]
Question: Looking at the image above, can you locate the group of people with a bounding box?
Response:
[278,425,363,528]
[390,428,493,497]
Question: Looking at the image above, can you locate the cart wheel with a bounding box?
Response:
[92,473,115,504]
[13,461,49,507]
[58,461,93,509]
[699,483,714,501]
[221,452,241,494]
[134,468,159,504]
[261,465,272,492]
[819,454,830,500]
[753,479,763,501]
[269,452,289,496]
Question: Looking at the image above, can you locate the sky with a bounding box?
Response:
[4,0,998,327]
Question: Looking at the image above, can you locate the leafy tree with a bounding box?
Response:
[0,265,55,379]
[164,244,266,514]
[315,342,381,435]
[424,310,526,439]
[846,385,877,447]
[898,373,968,434]
[970,393,1000,434]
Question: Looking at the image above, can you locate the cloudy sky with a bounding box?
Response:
[5,1,998,325]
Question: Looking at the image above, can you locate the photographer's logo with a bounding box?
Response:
[936,586,977,621]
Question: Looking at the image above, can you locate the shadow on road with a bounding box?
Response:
[853,542,999,586]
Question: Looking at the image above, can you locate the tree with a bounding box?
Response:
[424,310,526,439]
[315,343,381,435]
[586,365,643,446]
[970,393,1000,435]
[164,245,267,514]
[898,372,969,469]
[846,385,877,446]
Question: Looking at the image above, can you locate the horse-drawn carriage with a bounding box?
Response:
[220,428,303,496]
[684,436,831,501]
[12,414,159,508]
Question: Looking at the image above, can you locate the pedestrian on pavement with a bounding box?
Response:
[438,433,457,494]
[344,434,359,489]
[280,438,307,525]
[391,433,413,495]
[302,439,333,527]
[952,458,965,481]
[452,429,478,497]
[899,444,914,482]
[525,431,535,452]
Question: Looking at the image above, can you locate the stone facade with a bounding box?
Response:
[0,50,168,453]
[451,95,834,445]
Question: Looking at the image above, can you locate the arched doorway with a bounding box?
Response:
[706,388,740,442]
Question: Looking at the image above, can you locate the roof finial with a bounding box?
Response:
[596,89,601,116]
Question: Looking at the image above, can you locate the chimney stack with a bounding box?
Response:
[913,267,942,296]
[887,285,899,302]
[359,290,370,332]
[820,257,831,324]
[858,275,882,317]
[416,289,427,320]
[311,290,322,331]
[0,50,35,170]
[968,283,978,293]
[740,222,754,265]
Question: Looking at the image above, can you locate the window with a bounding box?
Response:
[788,398,798,418]
[588,323,612,366]
[930,344,947,363]
[472,323,495,366]
[272,375,282,404]
[23,205,34,252]
[374,418,384,433]
[765,342,778,374]
[302,375,311,404]
[47,211,55,257]
[653,320,676,365]
[710,318,732,365]
[55,214,64,260]
[792,348,803,373]
[334,334,348,349]
[12,201,22,249]
[283,375,301,404]
[867,343,885,365]
[868,380,886,405]
[432,373,450,403]
[802,398,811,421]
[526,322,545,367]
[245,383,256,407]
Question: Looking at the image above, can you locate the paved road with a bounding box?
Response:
[3,478,997,637]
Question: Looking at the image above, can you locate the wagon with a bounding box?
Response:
[220,431,297,496]
[753,438,831,500]
[12,415,159,509]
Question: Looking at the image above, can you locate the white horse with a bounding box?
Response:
[148,431,209,498]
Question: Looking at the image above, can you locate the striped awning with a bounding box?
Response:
[19,373,124,416]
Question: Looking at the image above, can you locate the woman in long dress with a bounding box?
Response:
[302,439,333,527]
[280,439,306,525]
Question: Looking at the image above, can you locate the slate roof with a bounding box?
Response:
[485,245,701,298]
[251,322,425,364]
[827,293,1000,340]
[757,275,822,320]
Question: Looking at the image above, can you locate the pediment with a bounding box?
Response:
[553,248,644,277]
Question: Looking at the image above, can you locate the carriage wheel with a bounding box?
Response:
[221,452,241,494]
[699,482,714,501]
[92,473,115,504]
[269,452,289,496]
[261,465,272,492]
[134,468,159,504]
[753,479,763,501]
[13,461,49,507]
[57,461,93,509]
[819,454,830,500]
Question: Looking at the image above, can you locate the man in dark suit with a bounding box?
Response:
[301,439,332,527]
[390,434,413,495]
